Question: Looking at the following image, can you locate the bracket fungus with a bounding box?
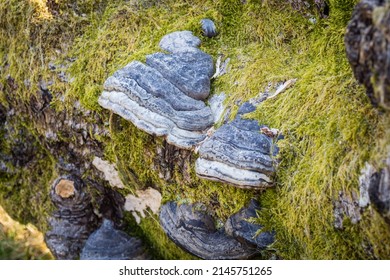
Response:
[201,19,218,38]
[145,50,214,101]
[159,201,274,260]
[225,199,275,248]
[195,102,279,189]
[159,30,201,53]
[98,31,214,149]
[80,219,148,260]
[45,176,99,260]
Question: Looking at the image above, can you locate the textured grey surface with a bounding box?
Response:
[159,201,263,260]
[99,90,209,148]
[359,163,376,208]
[195,158,273,188]
[98,32,215,149]
[146,51,213,100]
[198,129,275,173]
[159,31,201,53]
[333,191,361,230]
[201,19,217,38]
[237,102,256,115]
[196,104,278,188]
[225,199,274,248]
[368,155,390,224]
[45,175,99,260]
[208,93,227,123]
[345,0,390,110]
[104,61,206,112]
[80,219,148,260]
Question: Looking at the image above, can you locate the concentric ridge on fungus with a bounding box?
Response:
[45,176,99,260]
[195,102,279,189]
[98,31,279,187]
[80,219,149,260]
[98,31,214,149]
[159,200,274,260]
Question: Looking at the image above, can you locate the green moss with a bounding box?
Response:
[107,114,159,188]
[0,121,56,232]
[237,0,390,259]
[0,228,48,260]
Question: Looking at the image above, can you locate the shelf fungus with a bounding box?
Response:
[45,176,99,260]
[195,102,279,189]
[159,201,274,260]
[200,19,217,38]
[80,219,149,260]
[225,199,275,248]
[98,31,214,149]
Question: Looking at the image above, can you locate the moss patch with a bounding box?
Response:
[0,119,56,232]
[0,205,52,260]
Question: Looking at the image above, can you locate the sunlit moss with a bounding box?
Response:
[0,206,53,260]
[0,121,56,232]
